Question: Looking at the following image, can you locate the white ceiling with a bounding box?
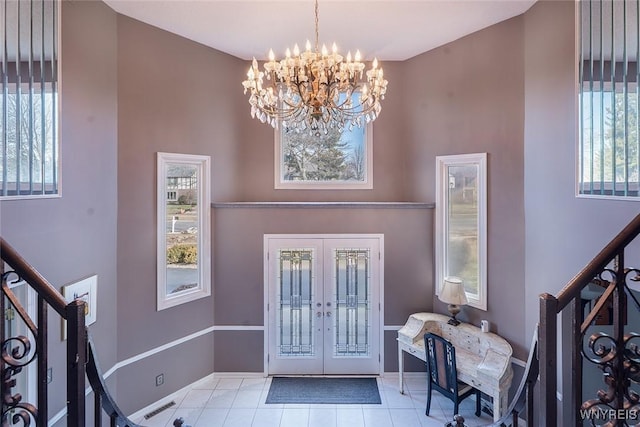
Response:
[101,0,538,61]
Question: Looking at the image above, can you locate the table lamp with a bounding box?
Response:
[438,276,468,326]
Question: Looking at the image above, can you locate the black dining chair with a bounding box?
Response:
[424,332,481,418]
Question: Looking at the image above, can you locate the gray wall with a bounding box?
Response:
[112,9,439,411]
[523,0,640,417]
[111,3,528,406]
[115,13,248,411]
[0,0,119,419]
[212,206,434,373]
[402,15,527,358]
[235,61,410,203]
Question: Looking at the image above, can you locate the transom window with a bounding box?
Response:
[275,94,373,190]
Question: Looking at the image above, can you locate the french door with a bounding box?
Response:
[265,235,383,375]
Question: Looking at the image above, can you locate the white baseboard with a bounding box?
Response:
[211,372,265,379]
[128,372,218,421]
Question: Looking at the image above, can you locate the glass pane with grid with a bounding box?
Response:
[332,249,371,357]
[276,249,315,356]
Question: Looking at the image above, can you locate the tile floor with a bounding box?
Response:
[133,374,494,427]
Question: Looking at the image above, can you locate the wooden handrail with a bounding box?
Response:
[0,237,67,316]
[86,334,141,427]
[0,238,148,426]
[538,213,640,426]
[554,213,640,311]
[1,237,86,426]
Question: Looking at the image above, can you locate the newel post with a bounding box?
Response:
[66,299,87,426]
[539,293,558,427]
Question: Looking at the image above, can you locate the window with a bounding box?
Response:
[435,153,487,310]
[578,0,639,199]
[157,152,211,310]
[1,0,59,198]
[275,95,373,190]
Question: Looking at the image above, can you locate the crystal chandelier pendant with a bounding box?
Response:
[241,0,388,134]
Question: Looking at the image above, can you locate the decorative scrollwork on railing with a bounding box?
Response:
[596,268,618,283]
[1,402,38,427]
[623,334,640,407]
[580,264,640,426]
[2,336,35,368]
[1,272,39,427]
[2,271,21,285]
[583,332,618,366]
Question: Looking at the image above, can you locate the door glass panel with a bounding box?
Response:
[277,249,315,357]
[332,249,370,357]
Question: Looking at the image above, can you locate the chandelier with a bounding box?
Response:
[241,0,388,134]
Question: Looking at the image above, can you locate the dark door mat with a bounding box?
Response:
[265,377,381,404]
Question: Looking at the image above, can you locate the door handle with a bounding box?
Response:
[316,311,323,318]
[326,311,332,317]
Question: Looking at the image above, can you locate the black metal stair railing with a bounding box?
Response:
[0,237,140,427]
[447,214,640,427]
[86,334,142,427]
[539,213,640,427]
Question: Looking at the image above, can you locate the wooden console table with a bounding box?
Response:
[397,312,513,421]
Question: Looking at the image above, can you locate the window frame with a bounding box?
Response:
[435,153,488,311]
[1,0,61,200]
[156,152,211,311]
[274,123,373,190]
[577,0,640,201]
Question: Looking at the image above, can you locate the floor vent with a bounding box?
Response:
[144,401,176,419]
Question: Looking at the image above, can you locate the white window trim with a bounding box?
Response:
[156,152,211,311]
[435,153,488,311]
[274,125,373,190]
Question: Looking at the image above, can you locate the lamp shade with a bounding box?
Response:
[438,276,468,305]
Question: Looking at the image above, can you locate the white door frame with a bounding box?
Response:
[263,233,384,376]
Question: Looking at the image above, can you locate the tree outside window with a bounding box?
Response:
[276,124,372,190]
